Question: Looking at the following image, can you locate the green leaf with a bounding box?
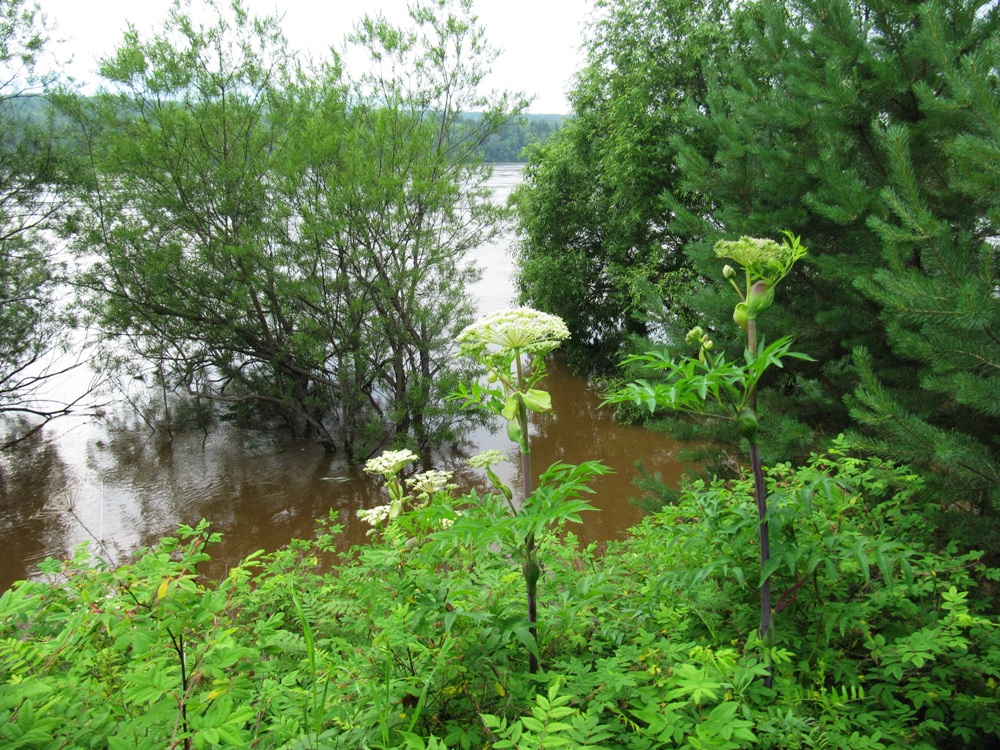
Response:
[503,393,520,421]
[506,418,523,445]
[521,388,553,413]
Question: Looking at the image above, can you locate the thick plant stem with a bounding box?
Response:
[523,536,539,675]
[747,320,773,687]
[523,441,539,675]
[515,352,539,674]
[749,440,773,686]
[749,446,772,618]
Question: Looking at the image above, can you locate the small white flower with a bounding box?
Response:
[364,449,419,478]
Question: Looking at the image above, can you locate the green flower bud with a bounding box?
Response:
[746,280,774,318]
[520,388,553,413]
[389,497,403,520]
[685,326,705,347]
[733,302,749,331]
[723,264,736,280]
[502,394,519,421]
[486,370,499,383]
[506,418,522,445]
[523,556,541,588]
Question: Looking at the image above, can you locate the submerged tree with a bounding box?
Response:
[62,0,339,444]
[319,0,529,455]
[62,0,524,457]
[0,0,85,447]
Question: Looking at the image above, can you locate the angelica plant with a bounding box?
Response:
[607,232,810,686]
[454,307,606,674]
[362,448,418,520]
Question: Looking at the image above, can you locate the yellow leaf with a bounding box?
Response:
[157,578,171,600]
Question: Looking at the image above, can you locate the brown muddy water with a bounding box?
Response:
[0,164,693,591]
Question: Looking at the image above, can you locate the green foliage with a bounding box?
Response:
[609,335,813,427]
[3,447,999,748]
[515,0,1000,552]
[512,0,744,367]
[669,0,1000,541]
[452,307,580,674]
[57,0,524,458]
[609,234,812,681]
[0,0,81,446]
[472,113,562,163]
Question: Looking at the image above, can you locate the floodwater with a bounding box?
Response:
[0,164,691,591]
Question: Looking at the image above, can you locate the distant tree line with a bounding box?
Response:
[471,114,563,162]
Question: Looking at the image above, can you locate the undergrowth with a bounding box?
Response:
[2,440,999,748]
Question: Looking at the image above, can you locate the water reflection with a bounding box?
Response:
[0,431,76,583]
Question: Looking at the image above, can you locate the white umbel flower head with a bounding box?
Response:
[364,449,418,479]
[467,449,507,469]
[357,504,392,526]
[406,469,455,496]
[457,307,570,359]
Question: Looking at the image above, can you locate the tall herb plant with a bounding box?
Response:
[453,307,607,673]
[607,233,809,683]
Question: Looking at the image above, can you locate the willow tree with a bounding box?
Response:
[299,0,529,455]
[0,0,81,446]
[63,0,524,457]
[61,0,347,446]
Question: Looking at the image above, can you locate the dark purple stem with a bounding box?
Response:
[515,351,539,674]
[747,319,773,688]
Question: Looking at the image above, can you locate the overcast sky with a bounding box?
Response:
[36,0,591,114]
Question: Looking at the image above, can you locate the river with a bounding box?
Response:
[0,163,691,590]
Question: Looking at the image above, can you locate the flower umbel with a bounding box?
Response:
[714,236,784,270]
[406,470,456,496]
[685,326,705,347]
[364,449,418,479]
[357,504,392,527]
[714,232,807,288]
[365,448,419,521]
[467,449,507,470]
[456,307,570,359]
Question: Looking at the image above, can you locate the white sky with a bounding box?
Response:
[36,0,591,114]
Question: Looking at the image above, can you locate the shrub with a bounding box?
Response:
[2,445,998,748]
